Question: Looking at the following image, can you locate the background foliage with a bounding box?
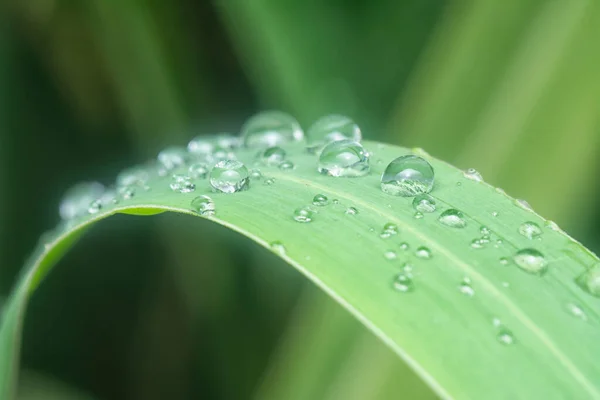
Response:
[1,1,599,399]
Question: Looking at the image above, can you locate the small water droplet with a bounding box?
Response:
[250,169,263,180]
[188,162,209,179]
[575,267,600,297]
[412,194,436,213]
[463,168,483,182]
[566,303,587,321]
[264,178,275,186]
[496,329,515,345]
[270,241,287,256]
[59,182,105,220]
[384,250,397,260]
[401,262,413,273]
[210,147,237,163]
[279,160,295,171]
[518,221,542,240]
[438,209,467,228]
[499,257,509,265]
[491,211,499,217]
[88,199,102,214]
[480,226,491,236]
[495,239,503,248]
[399,242,410,251]
[380,155,434,197]
[187,136,215,157]
[191,195,215,216]
[545,220,561,232]
[513,248,547,275]
[158,146,189,170]
[242,111,303,148]
[459,278,475,296]
[209,160,249,193]
[258,146,286,165]
[515,199,533,211]
[312,194,329,206]
[293,207,314,223]
[117,166,149,187]
[415,246,431,259]
[392,274,414,293]
[170,174,196,193]
[306,114,361,153]
[332,199,340,205]
[317,140,369,177]
[471,239,484,249]
[492,318,502,327]
[345,206,358,215]
[119,186,136,200]
[414,211,424,219]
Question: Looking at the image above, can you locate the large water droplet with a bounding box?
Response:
[438,209,467,228]
[412,194,436,213]
[312,194,329,206]
[209,160,249,193]
[306,114,361,153]
[380,155,434,197]
[392,274,414,293]
[158,146,189,170]
[518,221,542,240]
[242,111,303,148]
[513,248,547,275]
[59,182,105,220]
[463,168,483,182]
[258,146,286,166]
[191,195,215,216]
[293,207,314,223]
[317,140,369,177]
[575,267,600,297]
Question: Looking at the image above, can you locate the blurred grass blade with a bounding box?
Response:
[2,140,600,398]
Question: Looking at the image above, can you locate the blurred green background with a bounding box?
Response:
[2,1,600,399]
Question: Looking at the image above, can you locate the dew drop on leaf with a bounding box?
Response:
[209,160,249,193]
[317,140,370,177]
[293,207,314,223]
[499,257,509,265]
[545,220,561,232]
[565,303,587,321]
[496,329,515,345]
[306,114,361,154]
[264,178,275,186]
[414,211,424,219]
[518,221,542,240]
[399,242,409,251]
[270,241,287,256]
[412,194,436,213]
[278,160,295,171]
[480,226,491,236]
[415,246,431,259]
[170,174,196,193]
[515,198,533,211]
[513,248,547,275]
[575,267,600,297]
[119,186,135,200]
[242,111,303,148]
[471,239,484,249]
[392,273,414,293]
[249,169,262,180]
[345,206,358,215]
[191,195,215,216]
[458,278,475,297]
[380,155,434,197]
[438,209,467,228]
[257,146,286,166]
[88,199,102,214]
[384,250,397,260]
[463,168,483,182]
[312,194,329,206]
[59,181,105,220]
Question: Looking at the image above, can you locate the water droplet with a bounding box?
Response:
[491,211,499,217]
[215,135,240,150]
[209,160,249,193]
[399,242,409,251]
[380,155,434,197]
[463,168,483,182]
[518,221,542,239]
[412,194,436,213]
[496,329,515,345]
[345,206,358,215]
[480,226,491,236]
[293,207,314,223]
[414,211,424,219]
[270,241,286,256]
[332,199,340,205]
[456,182,462,186]
[383,223,399,234]
[210,147,237,163]
[392,274,414,293]
[575,267,600,297]
[492,318,502,327]
[170,174,196,193]
[438,209,467,228]
[545,220,561,232]
[158,146,189,170]
[59,182,105,220]
[250,169,262,180]
[279,160,295,171]
[264,178,275,186]
[187,136,214,157]
[495,239,504,248]
[459,278,475,296]
[515,199,533,211]
[566,303,587,321]
[384,250,397,260]
[495,187,506,195]
[499,257,509,265]
[415,246,431,259]
[306,114,361,153]
[88,199,102,214]
[242,111,303,148]
[471,239,484,249]
[191,195,215,216]
[513,248,547,275]
[312,194,329,206]
[258,146,286,165]
[188,162,209,179]
[318,140,370,177]
[117,166,149,187]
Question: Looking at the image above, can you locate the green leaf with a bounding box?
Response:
[2,140,600,399]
